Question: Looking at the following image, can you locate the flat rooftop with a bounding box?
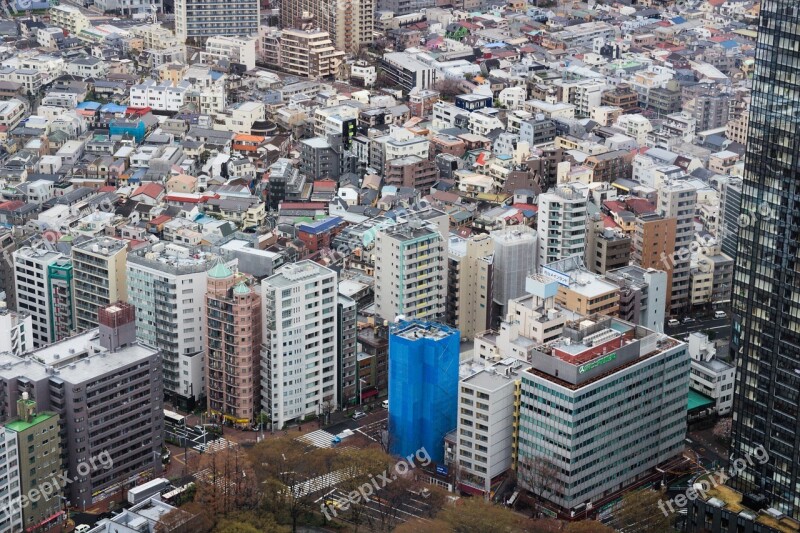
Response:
[393,321,457,342]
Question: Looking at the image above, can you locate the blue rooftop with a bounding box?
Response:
[297,216,343,235]
[719,40,738,49]
[101,103,127,114]
[671,16,686,24]
[77,101,101,110]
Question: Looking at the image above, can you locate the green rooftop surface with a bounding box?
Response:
[687,389,715,412]
[208,259,233,279]
[6,412,56,433]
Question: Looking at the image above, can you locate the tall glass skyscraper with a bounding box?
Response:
[729,0,800,519]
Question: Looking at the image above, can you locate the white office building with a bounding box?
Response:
[127,243,215,410]
[261,261,338,430]
[688,332,735,415]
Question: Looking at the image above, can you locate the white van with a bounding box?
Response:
[714,310,727,319]
[382,400,389,409]
[75,526,91,533]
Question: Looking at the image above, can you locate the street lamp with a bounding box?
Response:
[358,378,367,407]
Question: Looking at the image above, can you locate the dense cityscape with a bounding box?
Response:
[0,0,794,531]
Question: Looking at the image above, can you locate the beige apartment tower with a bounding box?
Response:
[447,233,494,340]
[280,0,374,54]
[72,237,128,332]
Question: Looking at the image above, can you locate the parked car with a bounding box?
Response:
[682,317,696,324]
[382,400,389,409]
[76,526,91,533]
[714,311,727,319]
[667,319,680,327]
[353,411,367,420]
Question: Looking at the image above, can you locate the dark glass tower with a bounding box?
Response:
[729,0,800,519]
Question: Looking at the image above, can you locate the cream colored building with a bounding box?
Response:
[71,237,128,332]
[49,5,90,36]
[447,233,494,341]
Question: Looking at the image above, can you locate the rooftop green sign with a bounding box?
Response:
[578,353,617,374]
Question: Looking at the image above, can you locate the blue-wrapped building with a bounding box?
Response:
[388,320,460,463]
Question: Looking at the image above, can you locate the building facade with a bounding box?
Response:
[205,262,262,425]
[388,321,459,464]
[537,185,588,268]
[0,303,164,508]
[374,222,447,323]
[261,261,338,429]
[128,244,214,410]
[174,0,259,41]
[729,0,800,519]
[517,316,689,513]
[447,233,494,341]
[72,237,128,332]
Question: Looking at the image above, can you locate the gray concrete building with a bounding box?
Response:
[0,302,163,508]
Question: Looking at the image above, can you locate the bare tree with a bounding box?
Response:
[517,455,560,518]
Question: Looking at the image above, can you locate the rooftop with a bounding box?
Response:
[6,411,57,433]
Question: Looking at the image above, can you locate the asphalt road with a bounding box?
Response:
[665,317,732,339]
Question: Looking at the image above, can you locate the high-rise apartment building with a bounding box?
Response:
[355,321,389,407]
[48,258,75,343]
[13,247,63,348]
[517,316,688,513]
[337,295,358,409]
[388,321,459,463]
[0,303,164,508]
[128,243,215,410]
[491,226,537,323]
[377,0,434,16]
[174,0,259,42]
[72,237,128,332]
[261,28,346,79]
[5,397,61,532]
[0,429,21,533]
[455,357,522,496]
[0,229,17,311]
[632,212,677,299]
[658,180,696,315]
[537,185,588,268]
[261,261,338,429]
[447,233,494,341]
[729,0,800,519]
[374,222,447,323]
[280,0,374,54]
[206,262,261,425]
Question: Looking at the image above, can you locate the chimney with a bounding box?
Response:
[98,302,136,352]
[16,392,35,423]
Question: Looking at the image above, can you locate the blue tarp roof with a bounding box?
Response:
[77,101,101,110]
[100,103,127,113]
[671,16,686,24]
[719,40,738,49]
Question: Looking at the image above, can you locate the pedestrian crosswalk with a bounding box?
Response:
[194,437,237,453]
[292,469,354,498]
[297,430,336,448]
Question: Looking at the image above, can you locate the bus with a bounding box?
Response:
[164,409,185,428]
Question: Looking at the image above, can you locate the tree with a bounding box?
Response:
[154,506,213,533]
[713,417,733,443]
[435,78,466,100]
[439,498,527,533]
[564,520,616,533]
[211,521,260,533]
[333,447,395,532]
[611,490,673,533]
[517,455,560,518]
[248,436,336,533]
[193,443,259,520]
